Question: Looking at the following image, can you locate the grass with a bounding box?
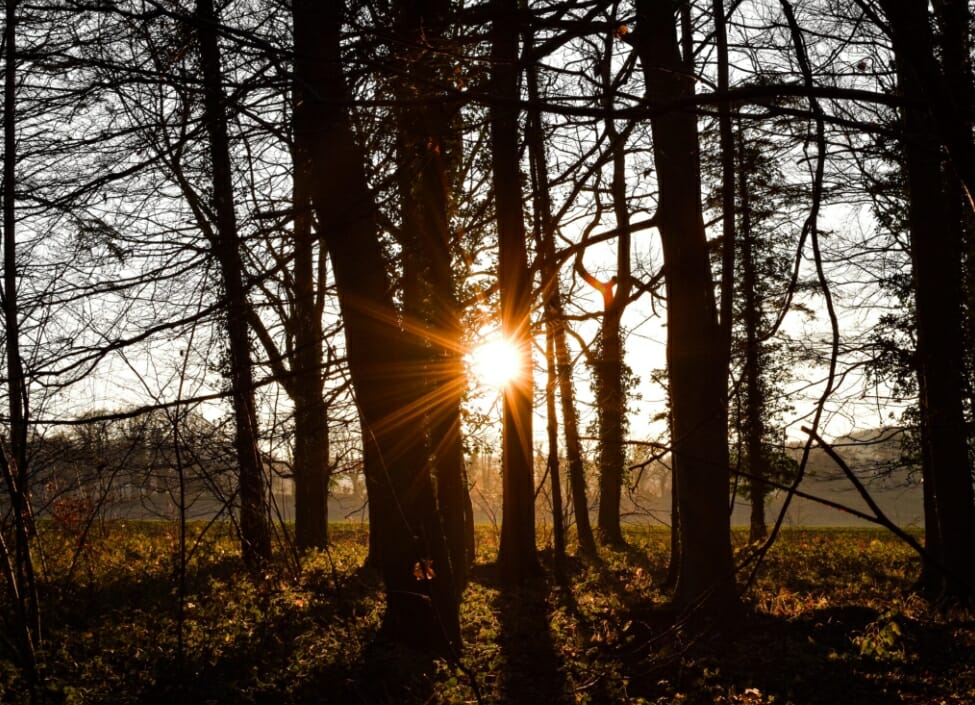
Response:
[2,522,973,704]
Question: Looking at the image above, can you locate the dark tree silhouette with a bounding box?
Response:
[292,0,460,650]
[389,0,474,591]
[286,115,331,551]
[523,10,598,560]
[634,0,737,615]
[1,0,40,688]
[195,0,271,568]
[879,0,975,600]
[574,14,636,548]
[491,0,540,587]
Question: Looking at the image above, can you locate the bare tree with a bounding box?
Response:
[195,0,271,568]
[1,0,41,687]
[522,1,598,560]
[574,13,637,548]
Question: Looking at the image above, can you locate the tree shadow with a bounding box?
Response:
[332,638,442,705]
[619,602,970,705]
[61,551,395,705]
[493,571,572,704]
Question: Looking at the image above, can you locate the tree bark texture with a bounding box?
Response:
[881,0,975,212]
[526,46,566,570]
[595,173,631,547]
[3,0,26,482]
[545,323,567,574]
[555,314,598,557]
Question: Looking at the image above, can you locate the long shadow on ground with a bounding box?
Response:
[620,601,974,705]
[465,560,572,705]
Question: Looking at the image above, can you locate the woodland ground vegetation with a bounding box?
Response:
[1,522,971,705]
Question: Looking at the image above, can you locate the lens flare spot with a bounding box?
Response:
[468,338,522,388]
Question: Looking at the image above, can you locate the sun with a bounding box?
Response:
[467,337,523,389]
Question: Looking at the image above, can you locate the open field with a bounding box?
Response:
[1,523,972,704]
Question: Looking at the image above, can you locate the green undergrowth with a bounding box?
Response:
[1,522,973,704]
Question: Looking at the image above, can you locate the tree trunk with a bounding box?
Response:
[525,83,567,572]
[883,1,975,210]
[524,27,598,559]
[665,454,681,589]
[554,313,598,558]
[596,105,630,548]
[390,0,472,591]
[635,0,737,615]
[545,316,567,577]
[3,0,27,505]
[492,0,540,587]
[1,0,40,684]
[289,241,330,551]
[290,65,330,552]
[292,0,460,650]
[582,27,633,548]
[3,0,26,488]
[738,133,770,544]
[526,15,567,574]
[884,0,975,600]
[555,323,598,558]
[196,0,271,568]
[595,313,626,546]
[916,389,941,593]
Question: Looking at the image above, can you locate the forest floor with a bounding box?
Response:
[2,522,973,704]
